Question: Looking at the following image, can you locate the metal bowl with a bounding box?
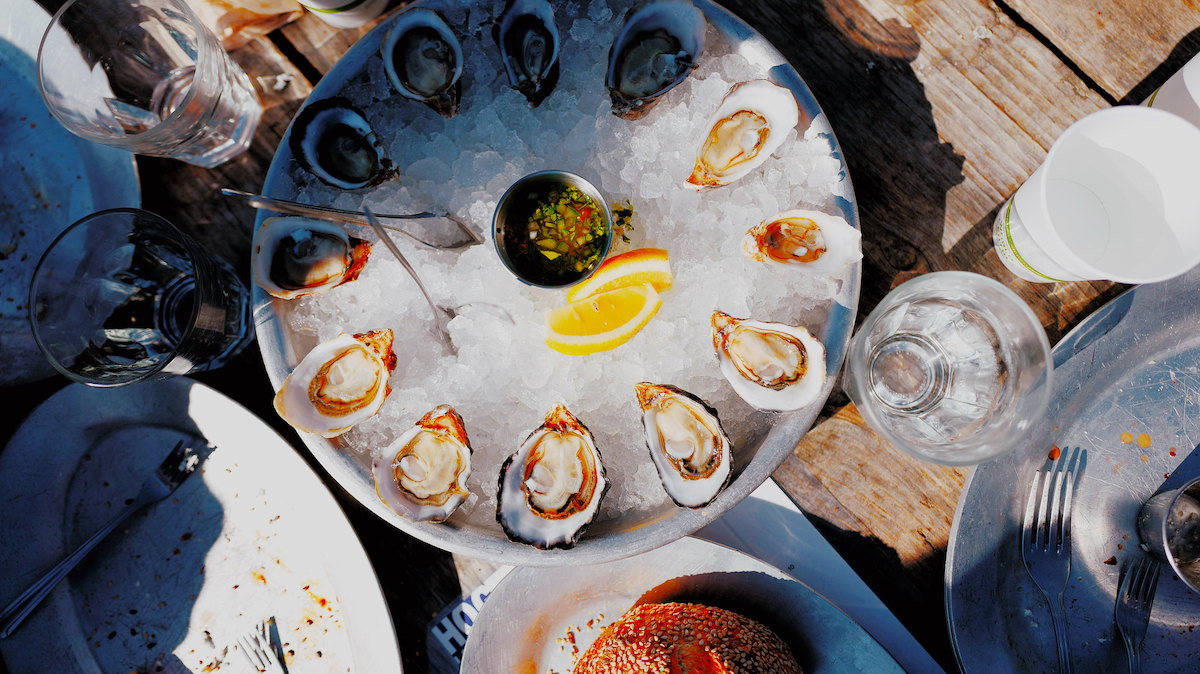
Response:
[253,0,861,566]
[492,170,613,289]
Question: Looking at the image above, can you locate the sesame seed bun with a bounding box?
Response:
[572,602,802,673]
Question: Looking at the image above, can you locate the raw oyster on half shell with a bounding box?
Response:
[274,329,397,438]
[493,0,560,106]
[382,7,464,118]
[711,311,826,411]
[375,405,472,522]
[635,382,731,508]
[288,97,395,190]
[496,403,609,550]
[252,216,371,300]
[741,209,862,274]
[686,79,799,189]
[605,0,706,120]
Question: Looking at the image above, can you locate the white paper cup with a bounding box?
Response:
[993,106,1200,284]
[1145,53,1200,127]
[297,0,389,28]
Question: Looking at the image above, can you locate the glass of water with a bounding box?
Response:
[37,0,261,168]
[842,271,1052,465]
[28,209,253,386]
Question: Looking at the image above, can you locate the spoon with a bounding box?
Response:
[361,205,457,353]
[222,188,484,250]
[361,207,514,356]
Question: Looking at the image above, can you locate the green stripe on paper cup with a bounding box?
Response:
[992,198,1075,283]
[302,0,370,13]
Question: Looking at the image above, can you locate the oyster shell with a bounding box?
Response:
[493,0,560,107]
[288,97,395,190]
[605,0,706,120]
[375,405,472,522]
[274,329,397,437]
[686,79,799,189]
[251,216,371,300]
[635,382,731,508]
[711,311,826,411]
[496,403,609,550]
[741,209,862,273]
[382,7,464,118]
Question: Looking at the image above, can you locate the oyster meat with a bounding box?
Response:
[635,382,731,508]
[711,311,826,411]
[288,97,395,190]
[493,0,560,106]
[274,329,397,437]
[686,79,799,189]
[605,0,706,120]
[496,403,609,550]
[252,216,371,300]
[375,405,472,522]
[382,7,464,118]
[742,209,862,273]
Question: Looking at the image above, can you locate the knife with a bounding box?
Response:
[1151,441,1200,497]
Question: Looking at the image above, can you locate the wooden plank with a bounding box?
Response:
[730,0,1126,345]
[279,8,396,78]
[729,0,1199,666]
[1006,0,1200,101]
[279,13,373,78]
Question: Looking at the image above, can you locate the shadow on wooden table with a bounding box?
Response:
[733,0,965,317]
[1121,27,1200,105]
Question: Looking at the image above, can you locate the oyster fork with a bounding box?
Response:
[0,440,207,639]
[222,188,484,251]
[1115,555,1160,674]
[1020,445,1086,674]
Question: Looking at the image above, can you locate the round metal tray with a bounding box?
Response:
[946,266,1200,672]
[254,0,860,566]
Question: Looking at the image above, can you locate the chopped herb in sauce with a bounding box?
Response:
[503,184,611,286]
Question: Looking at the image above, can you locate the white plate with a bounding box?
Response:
[461,536,902,672]
[0,378,402,673]
[0,0,140,386]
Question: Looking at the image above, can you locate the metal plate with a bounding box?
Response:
[0,0,140,386]
[946,265,1200,672]
[254,0,860,566]
[461,536,902,672]
[0,379,402,673]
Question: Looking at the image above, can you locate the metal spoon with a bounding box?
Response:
[360,207,514,356]
[222,188,484,250]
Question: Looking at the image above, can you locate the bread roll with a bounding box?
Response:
[573,601,802,673]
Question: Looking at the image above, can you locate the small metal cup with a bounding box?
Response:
[1137,475,1200,593]
[492,170,613,289]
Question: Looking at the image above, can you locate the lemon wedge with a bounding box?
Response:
[566,248,673,303]
[545,283,662,355]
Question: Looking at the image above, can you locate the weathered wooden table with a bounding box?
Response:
[4,0,1199,672]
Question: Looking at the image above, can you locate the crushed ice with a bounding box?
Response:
[270,0,853,532]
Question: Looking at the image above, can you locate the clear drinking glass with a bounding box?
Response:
[37,0,261,168]
[29,209,253,386]
[842,272,1053,465]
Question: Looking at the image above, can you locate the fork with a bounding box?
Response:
[1115,555,1160,674]
[1020,445,1086,674]
[0,440,206,639]
[239,618,286,673]
[222,188,484,250]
